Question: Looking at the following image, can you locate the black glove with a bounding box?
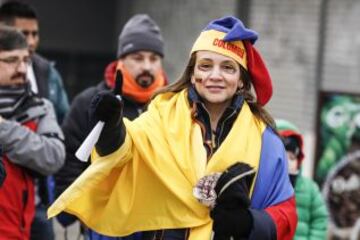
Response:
[210,162,256,239]
[89,70,126,156]
[90,91,123,125]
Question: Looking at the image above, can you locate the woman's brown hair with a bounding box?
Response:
[153,53,275,128]
[239,66,275,129]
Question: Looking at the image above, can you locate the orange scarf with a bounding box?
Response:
[104,61,167,104]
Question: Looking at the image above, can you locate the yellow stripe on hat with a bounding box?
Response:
[191,29,247,70]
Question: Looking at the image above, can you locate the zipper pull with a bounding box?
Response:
[211,130,216,149]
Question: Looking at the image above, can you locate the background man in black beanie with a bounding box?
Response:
[54,14,166,240]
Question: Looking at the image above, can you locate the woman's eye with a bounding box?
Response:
[198,64,211,70]
[223,65,236,73]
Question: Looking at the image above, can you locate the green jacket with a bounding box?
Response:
[294,175,328,240]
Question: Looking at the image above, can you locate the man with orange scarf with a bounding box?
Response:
[54,14,167,239]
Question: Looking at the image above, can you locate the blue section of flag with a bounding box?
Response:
[251,127,294,209]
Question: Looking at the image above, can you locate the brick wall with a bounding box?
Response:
[249,0,360,176]
[322,0,360,92]
[249,0,322,176]
[250,0,322,131]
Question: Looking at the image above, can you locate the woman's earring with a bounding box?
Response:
[191,75,195,85]
[236,87,244,95]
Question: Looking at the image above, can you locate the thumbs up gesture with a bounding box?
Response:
[90,70,123,124]
[89,70,126,156]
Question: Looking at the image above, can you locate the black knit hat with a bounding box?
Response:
[117,14,164,58]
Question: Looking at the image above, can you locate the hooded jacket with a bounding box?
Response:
[277,120,328,240]
[293,175,328,239]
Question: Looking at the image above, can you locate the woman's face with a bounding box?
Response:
[191,51,243,108]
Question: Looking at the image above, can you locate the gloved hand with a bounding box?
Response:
[210,162,256,239]
[90,90,123,126]
[89,70,126,156]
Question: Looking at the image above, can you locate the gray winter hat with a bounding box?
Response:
[117,14,164,58]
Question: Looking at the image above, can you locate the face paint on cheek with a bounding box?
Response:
[194,71,213,84]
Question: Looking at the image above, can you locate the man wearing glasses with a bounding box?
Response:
[0,2,70,239]
[0,25,65,239]
[0,0,69,123]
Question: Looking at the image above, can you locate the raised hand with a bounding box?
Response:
[89,70,126,156]
[89,70,124,125]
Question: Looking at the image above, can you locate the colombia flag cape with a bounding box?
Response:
[48,89,265,239]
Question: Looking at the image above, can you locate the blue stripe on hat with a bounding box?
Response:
[203,16,258,44]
